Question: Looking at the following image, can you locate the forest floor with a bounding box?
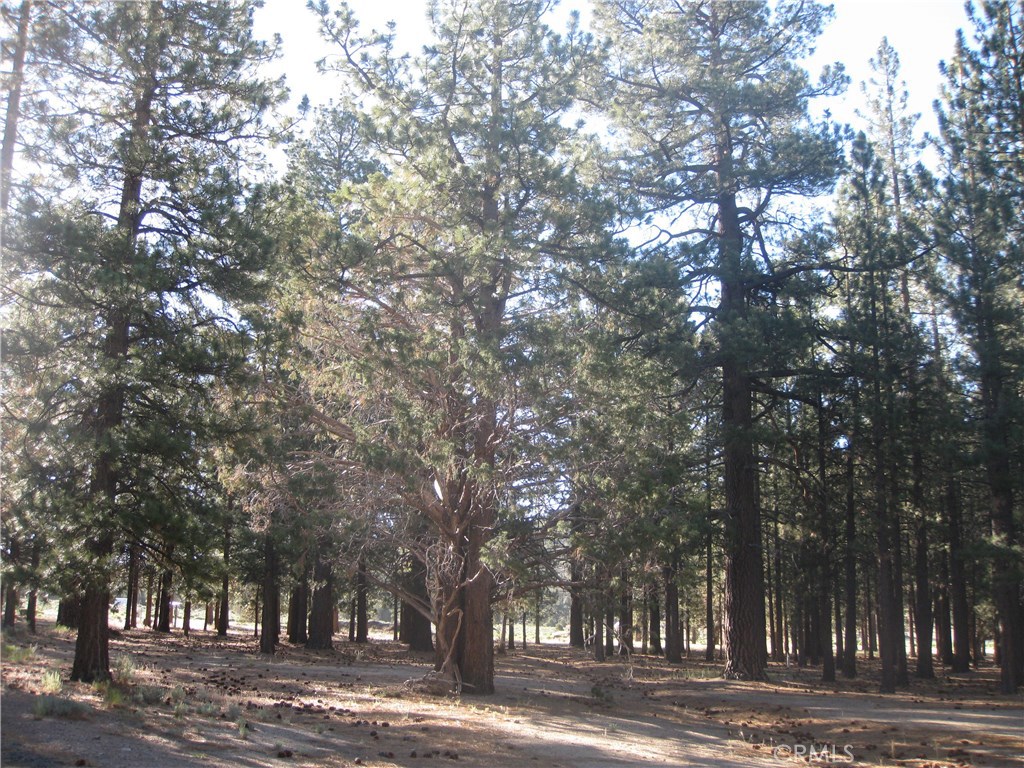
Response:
[1,620,1022,768]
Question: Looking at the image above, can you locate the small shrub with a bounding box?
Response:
[32,694,89,719]
[113,655,137,683]
[132,685,165,706]
[225,702,242,720]
[94,680,125,707]
[174,701,188,719]
[3,642,37,663]
[170,684,186,705]
[196,701,219,717]
[236,717,249,739]
[41,669,63,695]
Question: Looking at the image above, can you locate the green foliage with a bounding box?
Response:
[32,694,89,719]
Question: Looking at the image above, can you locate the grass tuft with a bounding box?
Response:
[32,694,89,719]
[41,669,63,694]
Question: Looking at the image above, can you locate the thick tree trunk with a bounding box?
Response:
[57,596,80,630]
[71,587,110,682]
[306,556,335,650]
[182,600,192,637]
[452,529,495,694]
[260,535,278,655]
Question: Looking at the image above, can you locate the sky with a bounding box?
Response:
[253,0,972,143]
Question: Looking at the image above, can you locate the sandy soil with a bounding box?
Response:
[2,621,1021,768]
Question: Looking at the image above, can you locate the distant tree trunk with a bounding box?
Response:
[507,609,515,651]
[534,597,541,645]
[157,570,173,633]
[260,535,279,654]
[569,556,585,648]
[217,514,231,636]
[948,480,971,672]
[816,394,835,683]
[522,611,527,649]
[619,564,633,655]
[705,532,715,662]
[144,571,154,628]
[348,598,356,642]
[355,557,368,643]
[648,582,663,655]
[399,560,433,652]
[892,513,909,686]
[57,596,80,630]
[204,601,212,631]
[604,604,615,657]
[288,575,309,644]
[774,519,786,662]
[124,544,140,631]
[664,551,682,663]
[182,600,192,637]
[914,519,934,678]
[3,583,18,627]
[26,589,37,633]
[306,556,334,650]
[842,440,858,678]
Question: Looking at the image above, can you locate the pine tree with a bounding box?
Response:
[1,0,283,681]
[299,0,610,694]
[593,0,845,680]
[931,0,1024,693]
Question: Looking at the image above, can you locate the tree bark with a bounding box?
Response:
[914,519,935,678]
[260,535,278,654]
[355,556,368,643]
[156,570,173,633]
[306,555,335,650]
[1,0,31,222]
[664,552,682,663]
[648,581,663,655]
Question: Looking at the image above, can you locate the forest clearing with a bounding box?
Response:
[2,619,1021,768]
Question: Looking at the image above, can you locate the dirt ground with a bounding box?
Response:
[2,621,1021,768]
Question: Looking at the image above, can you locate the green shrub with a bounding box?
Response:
[32,695,89,719]
[41,669,63,695]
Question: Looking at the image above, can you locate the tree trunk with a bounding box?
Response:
[649,582,663,655]
[948,479,971,672]
[71,588,110,682]
[260,535,278,654]
[842,439,858,677]
[124,544,140,631]
[306,555,334,650]
[182,600,192,638]
[664,553,682,663]
[569,555,585,647]
[217,516,231,636]
[355,557,368,643]
[288,576,309,645]
[507,608,515,651]
[704,531,715,662]
[399,561,433,652]
[144,570,154,628]
[1,0,31,223]
[2,583,18,628]
[618,563,633,655]
[914,519,934,678]
[57,596,80,631]
[156,570,173,633]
